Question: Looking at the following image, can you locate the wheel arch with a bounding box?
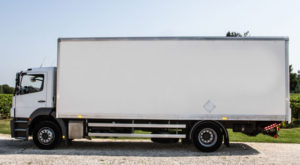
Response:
[28,108,67,140]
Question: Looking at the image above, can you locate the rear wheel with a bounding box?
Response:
[33,121,61,149]
[191,123,223,152]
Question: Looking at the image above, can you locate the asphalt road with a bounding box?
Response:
[0,134,299,165]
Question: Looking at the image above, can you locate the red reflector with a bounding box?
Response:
[274,135,278,138]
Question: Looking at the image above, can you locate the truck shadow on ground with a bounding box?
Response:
[0,139,259,157]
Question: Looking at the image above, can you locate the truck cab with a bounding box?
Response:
[11,67,57,140]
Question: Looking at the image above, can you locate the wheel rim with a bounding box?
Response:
[198,128,218,147]
[37,127,55,145]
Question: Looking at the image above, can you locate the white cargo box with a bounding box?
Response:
[56,37,290,122]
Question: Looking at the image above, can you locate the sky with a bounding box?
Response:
[0,0,300,86]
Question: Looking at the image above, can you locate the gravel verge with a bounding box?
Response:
[0,134,300,165]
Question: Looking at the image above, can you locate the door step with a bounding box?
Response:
[11,119,29,140]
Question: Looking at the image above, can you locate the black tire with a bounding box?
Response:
[191,123,223,152]
[151,138,179,144]
[33,121,61,150]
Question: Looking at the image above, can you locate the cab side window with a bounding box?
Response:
[20,74,44,95]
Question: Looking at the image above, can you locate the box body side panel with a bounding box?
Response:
[57,39,287,121]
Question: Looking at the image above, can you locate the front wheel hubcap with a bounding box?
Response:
[38,127,55,145]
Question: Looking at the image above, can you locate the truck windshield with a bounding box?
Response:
[19,74,44,95]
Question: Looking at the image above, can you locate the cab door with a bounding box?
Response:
[15,72,47,118]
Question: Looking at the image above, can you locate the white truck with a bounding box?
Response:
[10,37,290,152]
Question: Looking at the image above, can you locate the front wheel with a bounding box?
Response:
[33,121,61,149]
[191,123,223,152]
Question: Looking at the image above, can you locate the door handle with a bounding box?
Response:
[38,100,46,103]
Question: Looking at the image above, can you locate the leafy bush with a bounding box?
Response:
[281,94,300,128]
[291,94,300,119]
[0,94,12,119]
[281,119,300,128]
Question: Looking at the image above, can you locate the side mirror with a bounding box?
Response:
[14,73,21,95]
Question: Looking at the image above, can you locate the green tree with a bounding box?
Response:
[290,65,300,93]
[226,31,250,37]
[0,84,14,94]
